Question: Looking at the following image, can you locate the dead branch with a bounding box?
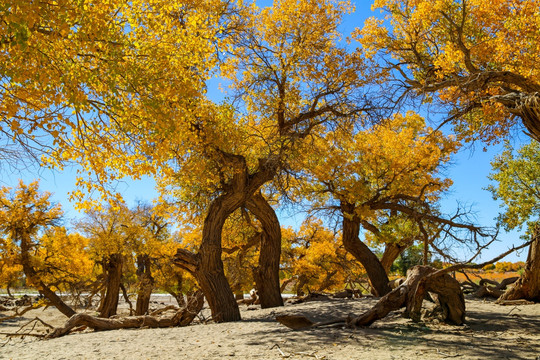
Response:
[149,305,179,316]
[0,302,45,324]
[45,290,204,339]
[277,265,464,330]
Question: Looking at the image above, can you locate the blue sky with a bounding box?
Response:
[2,1,532,263]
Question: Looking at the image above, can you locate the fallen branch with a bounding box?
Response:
[46,290,204,339]
[0,303,45,324]
[0,332,47,338]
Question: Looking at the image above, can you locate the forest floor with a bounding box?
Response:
[1,295,539,360]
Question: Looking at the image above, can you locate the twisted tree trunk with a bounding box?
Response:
[277,266,465,330]
[174,153,279,322]
[246,192,283,308]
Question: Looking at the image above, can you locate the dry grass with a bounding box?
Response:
[454,271,520,283]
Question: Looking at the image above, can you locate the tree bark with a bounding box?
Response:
[498,233,540,302]
[380,241,411,273]
[341,202,391,296]
[174,153,279,322]
[246,192,284,308]
[98,253,123,318]
[350,265,464,326]
[135,254,154,315]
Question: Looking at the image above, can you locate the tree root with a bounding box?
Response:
[45,291,204,339]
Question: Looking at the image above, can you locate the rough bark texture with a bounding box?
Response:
[341,202,391,296]
[135,254,154,315]
[246,192,284,309]
[498,234,540,302]
[173,153,279,323]
[350,266,465,326]
[46,291,205,339]
[98,254,123,318]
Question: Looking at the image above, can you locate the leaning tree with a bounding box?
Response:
[301,112,491,296]
[0,180,75,317]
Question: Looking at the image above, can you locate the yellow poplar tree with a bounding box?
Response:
[357,0,540,142]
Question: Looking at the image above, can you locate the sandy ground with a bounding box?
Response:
[1,295,539,360]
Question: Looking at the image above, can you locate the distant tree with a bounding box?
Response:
[488,141,540,301]
[0,180,75,317]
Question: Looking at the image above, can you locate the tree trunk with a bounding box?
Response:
[135,254,154,315]
[19,233,75,318]
[498,233,540,302]
[194,194,243,322]
[246,192,284,309]
[296,274,308,296]
[380,241,411,273]
[341,202,391,296]
[99,253,123,318]
[173,153,278,322]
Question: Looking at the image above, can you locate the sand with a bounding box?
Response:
[1,296,539,360]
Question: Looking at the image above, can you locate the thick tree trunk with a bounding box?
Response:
[19,234,75,318]
[98,253,123,318]
[498,234,540,302]
[246,192,284,309]
[194,194,244,322]
[174,153,278,322]
[341,202,391,296]
[135,254,154,315]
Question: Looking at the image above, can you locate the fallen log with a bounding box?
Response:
[46,291,204,339]
[277,266,464,330]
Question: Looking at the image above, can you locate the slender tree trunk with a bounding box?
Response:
[169,273,186,307]
[135,254,154,315]
[19,233,75,318]
[246,192,283,308]
[498,233,540,302]
[423,237,429,265]
[99,254,123,318]
[296,275,308,296]
[341,202,391,296]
